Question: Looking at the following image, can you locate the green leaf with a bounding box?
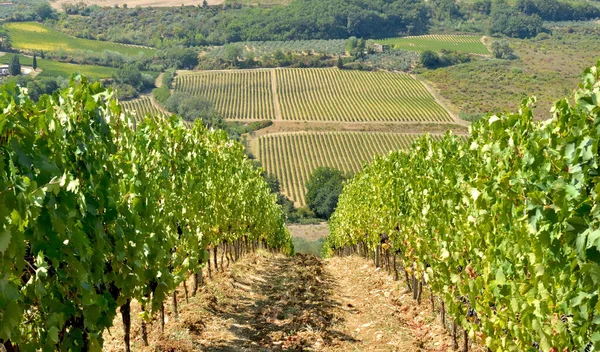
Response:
[0,227,11,254]
[48,326,59,343]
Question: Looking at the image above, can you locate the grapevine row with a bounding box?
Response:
[257,132,442,205]
[0,79,292,351]
[326,63,600,351]
[121,96,168,123]
[276,68,452,122]
[173,68,452,123]
[175,70,274,120]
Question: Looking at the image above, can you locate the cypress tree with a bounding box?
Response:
[32,53,37,70]
[9,55,21,76]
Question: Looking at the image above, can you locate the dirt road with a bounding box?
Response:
[104,251,463,351]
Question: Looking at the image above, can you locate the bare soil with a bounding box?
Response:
[103,251,476,351]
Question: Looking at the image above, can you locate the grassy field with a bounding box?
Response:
[175,68,452,122]
[377,35,490,55]
[419,29,600,119]
[257,132,444,205]
[0,53,118,79]
[3,22,155,56]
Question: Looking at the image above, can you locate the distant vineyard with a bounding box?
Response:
[276,68,452,122]
[207,39,346,59]
[121,96,168,123]
[378,35,490,55]
[175,68,452,122]
[257,132,444,205]
[175,70,275,120]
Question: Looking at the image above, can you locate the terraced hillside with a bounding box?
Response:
[257,132,444,205]
[174,68,452,123]
[377,35,489,55]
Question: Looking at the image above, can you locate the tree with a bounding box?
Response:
[32,53,37,70]
[305,167,345,219]
[491,40,514,59]
[116,64,142,89]
[34,3,55,21]
[224,44,243,66]
[336,56,344,69]
[9,55,21,76]
[202,0,208,8]
[420,50,439,68]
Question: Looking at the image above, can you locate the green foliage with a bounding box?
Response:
[327,62,600,351]
[516,0,600,21]
[420,49,471,69]
[420,50,439,68]
[224,44,244,65]
[491,40,514,59]
[305,167,345,219]
[152,86,171,105]
[0,78,292,350]
[162,68,176,89]
[50,0,430,48]
[489,4,544,38]
[163,92,223,128]
[8,55,21,76]
[33,2,55,20]
[292,237,325,257]
[32,53,37,70]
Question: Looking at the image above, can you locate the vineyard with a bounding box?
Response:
[377,35,490,55]
[175,68,452,122]
[0,80,292,351]
[325,63,600,351]
[276,68,452,122]
[121,96,168,122]
[257,132,443,205]
[175,70,275,120]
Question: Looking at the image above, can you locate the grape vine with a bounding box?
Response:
[0,78,293,351]
[325,62,600,351]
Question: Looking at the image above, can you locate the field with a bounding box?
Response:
[175,68,452,122]
[276,68,451,122]
[175,70,275,120]
[121,96,168,122]
[377,35,490,55]
[419,28,600,119]
[257,132,443,205]
[3,22,155,56]
[0,53,118,79]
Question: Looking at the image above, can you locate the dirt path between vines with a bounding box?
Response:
[103,251,464,351]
